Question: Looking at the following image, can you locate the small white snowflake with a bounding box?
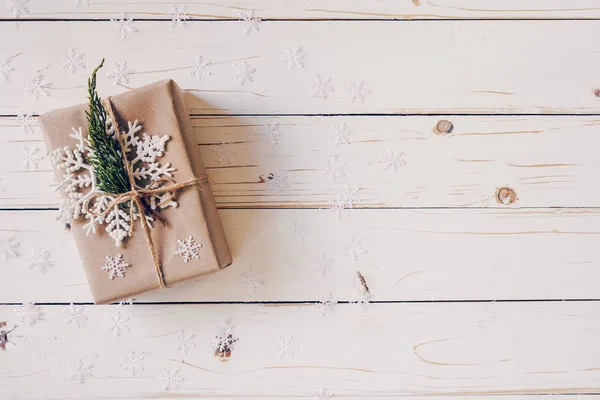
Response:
[17,110,36,134]
[285,220,309,243]
[277,336,298,359]
[259,122,281,145]
[312,76,334,99]
[168,5,187,28]
[160,368,183,391]
[17,301,44,325]
[329,185,360,219]
[120,351,145,376]
[109,308,129,337]
[317,293,338,316]
[324,155,345,181]
[0,235,19,261]
[241,10,261,35]
[118,298,134,307]
[68,357,93,384]
[330,123,352,146]
[6,0,28,18]
[231,61,256,86]
[75,0,90,7]
[64,303,87,328]
[348,80,371,103]
[345,238,365,261]
[178,330,195,355]
[28,247,53,273]
[239,267,263,293]
[266,169,290,194]
[111,14,137,38]
[101,254,130,280]
[190,56,211,82]
[21,146,43,170]
[0,58,14,81]
[213,141,237,164]
[107,61,133,85]
[350,290,373,308]
[380,149,406,172]
[25,71,51,99]
[175,235,202,263]
[283,46,306,70]
[211,318,238,356]
[314,252,333,278]
[60,48,86,75]
[313,387,333,400]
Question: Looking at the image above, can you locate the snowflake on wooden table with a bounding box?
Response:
[61,48,86,75]
[283,46,307,70]
[314,252,333,278]
[285,220,309,243]
[277,336,298,359]
[64,303,87,328]
[345,238,365,261]
[329,185,360,219]
[109,308,129,337]
[159,368,183,391]
[120,351,144,376]
[28,247,53,273]
[213,141,237,164]
[259,122,281,145]
[101,254,129,279]
[241,10,261,35]
[17,301,44,325]
[75,0,90,7]
[330,122,352,146]
[266,169,290,194]
[380,149,405,172]
[232,61,256,86]
[168,5,188,28]
[348,80,371,103]
[107,61,133,85]
[212,318,238,359]
[190,56,211,82]
[239,267,263,293]
[312,76,334,99]
[111,14,137,39]
[324,155,345,181]
[0,58,14,82]
[313,387,333,400]
[5,0,28,18]
[317,293,338,316]
[50,119,176,247]
[0,235,19,261]
[17,110,36,134]
[178,330,195,355]
[175,236,202,263]
[25,71,51,99]
[21,146,43,170]
[68,358,93,384]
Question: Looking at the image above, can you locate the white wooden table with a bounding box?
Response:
[1,1,600,399]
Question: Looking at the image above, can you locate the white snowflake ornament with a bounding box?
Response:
[313,387,333,400]
[159,368,183,391]
[329,185,360,219]
[348,80,371,103]
[21,146,43,170]
[317,293,338,316]
[168,5,187,28]
[25,71,51,99]
[240,267,263,293]
[314,252,333,277]
[109,308,129,337]
[213,141,237,164]
[277,336,298,359]
[212,318,238,359]
[345,238,365,261]
[112,14,137,38]
[380,149,406,172]
[312,76,334,99]
[120,351,145,376]
[64,303,87,328]
[259,122,281,145]
[17,301,44,325]
[61,48,86,75]
[0,235,19,261]
[190,56,211,82]
[101,254,129,279]
[175,235,202,263]
[5,0,28,18]
[28,247,53,273]
[68,357,93,384]
[241,10,261,35]
[285,220,309,243]
[178,330,195,355]
[75,0,90,7]
[17,110,36,134]
[324,155,345,181]
[232,61,256,86]
[330,123,352,146]
[266,169,289,194]
[0,58,14,82]
[107,61,133,85]
[283,47,306,70]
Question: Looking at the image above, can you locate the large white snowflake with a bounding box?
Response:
[345,238,365,261]
[329,185,360,219]
[109,308,129,337]
[168,5,187,28]
[68,357,93,384]
[175,235,202,263]
[213,141,237,164]
[277,336,298,359]
[101,254,129,279]
[312,76,334,99]
[178,330,195,355]
[107,61,133,85]
[0,235,19,261]
[0,58,13,81]
[159,368,183,391]
[25,71,51,99]
[317,293,338,316]
[348,80,371,103]
[120,351,144,376]
[239,267,263,293]
[330,122,352,146]
[64,303,87,328]
[283,47,307,70]
[22,146,43,170]
[28,247,53,273]
[241,10,261,35]
[50,120,176,247]
[324,155,345,181]
[190,56,211,82]
[17,301,44,325]
[17,110,36,134]
[111,14,137,38]
[259,122,281,145]
[6,0,28,18]
[285,220,309,243]
[380,149,405,172]
[61,48,86,75]
[232,61,256,86]
[314,252,333,278]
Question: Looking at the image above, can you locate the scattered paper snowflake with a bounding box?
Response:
[345,238,365,261]
[285,220,309,243]
[312,76,334,99]
[68,357,93,384]
[0,58,13,81]
[283,46,307,70]
[213,141,237,164]
[212,318,238,357]
[231,61,256,86]
[329,185,360,219]
[314,252,333,277]
[64,303,87,328]
[348,80,371,103]
[17,301,44,325]
[0,235,19,261]
[168,5,187,28]
[21,146,43,170]
[317,293,338,316]
[120,351,145,376]
[239,267,263,293]
[28,247,53,273]
[241,10,261,35]
[111,14,137,38]
[25,71,51,99]
[101,254,130,280]
[175,235,202,263]
[330,123,352,146]
[313,387,333,400]
[109,308,129,337]
[159,368,183,390]
[17,110,36,134]
[189,55,211,82]
[5,0,28,18]
[107,61,133,85]
[178,330,195,355]
[380,149,405,172]
[324,155,345,181]
[277,336,298,359]
[60,48,86,75]
[75,0,90,7]
[266,169,289,194]
[259,122,281,145]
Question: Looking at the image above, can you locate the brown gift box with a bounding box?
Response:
[38,80,232,304]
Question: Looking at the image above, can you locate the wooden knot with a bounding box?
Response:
[496,187,517,205]
[433,120,453,135]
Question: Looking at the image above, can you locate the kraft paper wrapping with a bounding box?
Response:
[39,80,232,304]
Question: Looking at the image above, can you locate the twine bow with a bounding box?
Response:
[84,96,207,289]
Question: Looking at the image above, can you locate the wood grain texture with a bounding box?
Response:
[3,115,600,208]
[1,302,599,398]
[3,208,600,303]
[1,21,600,115]
[4,0,600,20]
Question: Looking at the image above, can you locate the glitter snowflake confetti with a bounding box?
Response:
[329,185,360,219]
[241,10,261,35]
[68,357,93,384]
[277,336,298,359]
[313,387,333,400]
[28,247,53,273]
[259,122,282,145]
[0,235,19,261]
[64,303,87,328]
[213,141,237,164]
[168,5,188,28]
[100,254,130,280]
[285,220,309,243]
[348,80,371,103]
[178,330,196,355]
[324,155,345,181]
[232,61,256,86]
[159,368,183,391]
[345,238,365,261]
[25,71,51,99]
[312,76,334,99]
[107,61,133,85]
[317,293,338,316]
[174,235,202,263]
[239,267,263,293]
[60,48,86,75]
[283,46,307,70]
[17,110,36,134]
[330,123,352,146]
[111,14,137,39]
[190,56,211,82]
[5,0,28,18]
[380,149,406,172]
[109,308,130,337]
[0,58,14,82]
[120,351,145,377]
[21,146,43,170]
[314,252,334,278]
[17,301,44,326]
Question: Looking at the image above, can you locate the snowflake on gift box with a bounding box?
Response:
[324,155,345,181]
[190,56,211,82]
[175,235,202,263]
[6,0,28,18]
[178,330,195,355]
[120,351,144,376]
[266,169,289,194]
[25,71,51,99]
[0,235,19,261]
[61,48,86,75]
[277,336,298,359]
[283,46,306,70]
[213,141,237,164]
[232,61,256,86]
[64,303,87,328]
[28,247,53,273]
[285,220,309,243]
[312,76,334,99]
[380,149,405,172]
[0,58,14,82]
[101,254,130,279]
[329,185,360,219]
[317,293,338,316]
[68,357,93,384]
[21,146,43,170]
[330,123,352,146]
[314,252,333,278]
[112,14,137,39]
[348,80,371,103]
[313,388,333,400]
[50,119,176,247]
[241,10,261,35]
[345,238,365,261]
[159,368,183,391]
[239,267,263,293]
[17,301,44,326]
[109,308,129,337]
[17,110,36,134]
[107,61,133,85]
[259,122,281,145]
[168,5,187,28]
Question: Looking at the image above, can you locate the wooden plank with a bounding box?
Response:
[1,302,599,398]
[1,21,599,115]
[2,208,600,303]
[4,0,600,20]
[3,115,600,208]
